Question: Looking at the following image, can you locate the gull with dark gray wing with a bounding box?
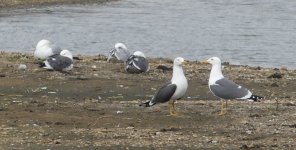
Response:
[204,57,263,115]
[34,39,62,59]
[125,51,149,73]
[107,43,131,62]
[41,50,73,72]
[140,57,188,116]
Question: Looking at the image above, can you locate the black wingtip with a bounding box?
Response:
[249,95,264,102]
[38,61,45,68]
[139,100,154,107]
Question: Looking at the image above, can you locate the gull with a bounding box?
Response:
[204,57,263,115]
[140,57,188,116]
[34,39,62,59]
[125,51,149,73]
[107,43,131,62]
[41,50,73,71]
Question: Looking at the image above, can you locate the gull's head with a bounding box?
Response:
[60,50,73,59]
[36,39,51,48]
[174,57,186,66]
[133,51,146,58]
[114,43,127,51]
[205,57,221,65]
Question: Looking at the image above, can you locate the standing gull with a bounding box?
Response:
[34,39,62,59]
[41,50,73,71]
[125,51,149,73]
[204,57,263,115]
[107,43,131,62]
[141,57,188,116]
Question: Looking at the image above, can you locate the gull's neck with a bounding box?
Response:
[65,55,73,60]
[209,63,224,85]
[172,65,185,82]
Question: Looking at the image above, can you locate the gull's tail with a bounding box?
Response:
[38,61,46,68]
[139,100,155,107]
[248,95,264,102]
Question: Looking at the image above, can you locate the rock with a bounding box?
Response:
[116,110,123,114]
[97,96,102,100]
[207,140,218,144]
[156,65,172,72]
[18,64,27,70]
[73,56,83,60]
[76,76,90,80]
[283,102,296,107]
[41,87,47,90]
[255,66,261,70]
[160,127,180,132]
[126,126,134,130]
[54,140,61,144]
[246,130,252,134]
[222,62,230,65]
[91,99,99,103]
[268,72,283,79]
[240,144,249,149]
[270,82,279,87]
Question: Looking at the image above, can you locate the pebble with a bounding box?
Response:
[41,87,47,90]
[126,126,134,130]
[97,96,102,100]
[116,111,123,114]
[268,72,283,79]
[192,134,198,138]
[246,130,252,134]
[18,64,27,70]
[270,82,279,87]
[91,99,99,103]
[156,65,172,71]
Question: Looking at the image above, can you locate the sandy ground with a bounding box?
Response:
[0,51,296,149]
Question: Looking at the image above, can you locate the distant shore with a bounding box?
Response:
[0,0,117,8]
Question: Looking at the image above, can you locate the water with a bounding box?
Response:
[0,0,296,68]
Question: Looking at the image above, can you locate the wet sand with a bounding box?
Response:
[0,51,296,149]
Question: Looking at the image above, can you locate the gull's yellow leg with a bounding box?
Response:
[218,100,227,116]
[169,101,178,116]
[168,102,174,115]
[172,102,177,115]
[169,101,182,116]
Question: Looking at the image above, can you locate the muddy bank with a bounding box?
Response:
[0,51,296,149]
[0,0,117,9]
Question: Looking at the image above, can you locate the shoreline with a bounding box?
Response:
[2,50,295,70]
[0,0,117,9]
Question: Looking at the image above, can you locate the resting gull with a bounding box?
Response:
[41,50,73,71]
[34,39,62,59]
[125,51,149,73]
[107,43,131,62]
[204,57,263,115]
[140,57,188,116]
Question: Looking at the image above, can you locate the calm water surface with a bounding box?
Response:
[0,0,295,68]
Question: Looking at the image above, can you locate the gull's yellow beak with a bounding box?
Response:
[202,60,209,64]
[182,60,188,65]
